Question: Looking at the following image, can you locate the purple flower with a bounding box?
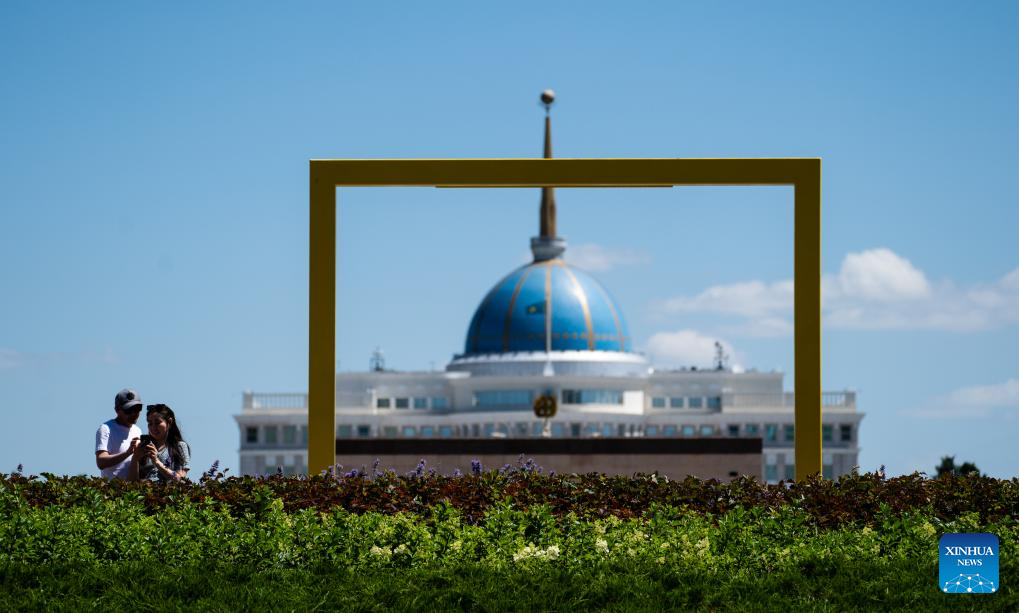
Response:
[344,469,360,478]
[415,459,426,478]
[372,458,381,478]
[471,459,483,476]
[452,468,462,477]
[203,460,221,481]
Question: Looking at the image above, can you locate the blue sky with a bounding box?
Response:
[2,2,1016,478]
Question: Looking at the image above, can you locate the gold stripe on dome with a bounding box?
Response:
[557,261,595,350]
[471,266,521,353]
[544,261,552,352]
[501,266,534,351]
[590,278,626,351]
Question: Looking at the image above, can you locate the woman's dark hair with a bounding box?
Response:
[146,404,187,467]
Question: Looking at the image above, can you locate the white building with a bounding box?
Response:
[235,94,863,482]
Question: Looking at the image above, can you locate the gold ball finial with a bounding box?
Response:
[540,89,555,110]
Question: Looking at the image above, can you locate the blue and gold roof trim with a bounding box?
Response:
[464,258,631,355]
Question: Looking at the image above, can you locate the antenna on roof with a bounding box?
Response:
[714,341,729,371]
[369,347,386,372]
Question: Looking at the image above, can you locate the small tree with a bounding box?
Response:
[936,455,980,477]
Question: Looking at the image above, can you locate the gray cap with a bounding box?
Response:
[115,388,142,412]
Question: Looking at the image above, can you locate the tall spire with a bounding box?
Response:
[540,90,556,238]
[531,89,566,262]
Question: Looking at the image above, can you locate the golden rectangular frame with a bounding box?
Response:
[309,158,822,480]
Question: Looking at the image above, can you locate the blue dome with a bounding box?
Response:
[464,259,632,355]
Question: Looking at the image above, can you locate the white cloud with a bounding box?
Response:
[565,243,650,273]
[0,347,118,369]
[657,280,793,319]
[652,248,1019,334]
[906,379,1019,418]
[828,248,930,302]
[0,348,26,370]
[644,330,742,370]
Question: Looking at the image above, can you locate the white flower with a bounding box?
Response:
[369,545,392,557]
[513,543,561,562]
[595,539,609,554]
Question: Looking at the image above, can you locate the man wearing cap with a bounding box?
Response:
[95,388,144,480]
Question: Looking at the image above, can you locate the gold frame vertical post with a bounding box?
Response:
[793,160,822,480]
[307,158,823,479]
[308,162,336,475]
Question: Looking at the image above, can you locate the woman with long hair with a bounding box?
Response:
[129,403,191,482]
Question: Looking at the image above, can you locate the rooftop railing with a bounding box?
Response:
[720,391,856,409]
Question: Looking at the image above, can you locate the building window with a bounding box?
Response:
[663,425,677,436]
[395,397,409,409]
[282,425,296,445]
[420,426,435,437]
[764,424,777,442]
[570,423,582,437]
[823,464,834,479]
[376,398,391,409]
[646,425,659,436]
[439,425,454,438]
[700,425,715,436]
[784,424,795,442]
[822,425,833,442]
[562,389,624,405]
[727,425,740,437]
[840,424,853,442]
[413,397,428,409]
[474,390,533,408]
[471,424,480,437]
[337,425,352,438]
[551,422,566,437]
[707,396,722,410]
[688,397,703,409]
[300,426,308,445]
[681,425,695,437]
[651,397,666,409]
[601,423,613,437]
[245,427,258,444]
[765,464,778,482]
[264,426,278,445]
[356,425,371,438]
[669,397,683,409]
[402,426,416,437]
[382,426,398,437]
[432,397,449,410]
[784,464,795,481]
[745,424,760,437]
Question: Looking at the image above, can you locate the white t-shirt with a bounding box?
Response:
[95,418,142,480]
